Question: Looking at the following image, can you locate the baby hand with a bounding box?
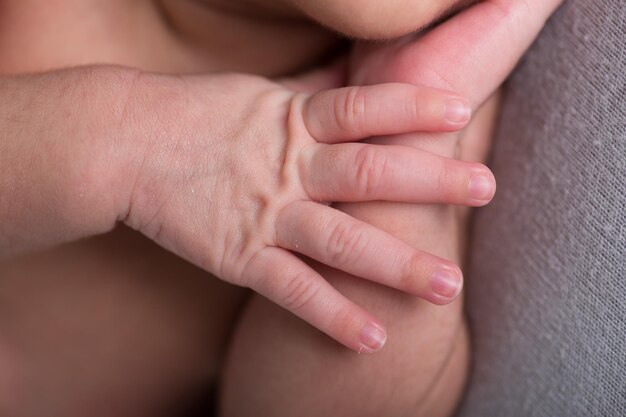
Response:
[119,72,494,351]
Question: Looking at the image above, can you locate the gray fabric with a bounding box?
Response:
[457,1,626,416]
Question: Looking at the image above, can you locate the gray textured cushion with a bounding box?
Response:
[457,1,626,416]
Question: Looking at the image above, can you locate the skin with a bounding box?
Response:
[0,62,488,342]
[0,1,490,414]
[288,0,479,39]
[221,1,563,416]
[0,0,562,416]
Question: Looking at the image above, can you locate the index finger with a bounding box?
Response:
[303,83,471,143]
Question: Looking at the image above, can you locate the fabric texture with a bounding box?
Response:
[457,1,626,416]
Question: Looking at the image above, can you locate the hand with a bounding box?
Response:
[350,0,564,130]
[342,0,566,242]
[117,72,494,352]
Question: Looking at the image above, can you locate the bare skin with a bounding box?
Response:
[0,0,561,416]
[0,1,477,415]
[221,1,563,416]
[0,0,366,411]
[0,2,275,415]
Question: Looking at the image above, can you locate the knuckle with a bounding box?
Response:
[282,272,320,312]
[354,146,387,196]
[326,220,369,266]
[296,143,323,197]
[435,163,457,201]
[492,0,535,19]
[326,305,356,338]
[334,87,367,133]
[400,252,431,294]
[490,0,533,38]
[405,91,424,122]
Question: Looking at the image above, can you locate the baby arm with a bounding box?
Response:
[0,67,139,258]
[0,65,487,351]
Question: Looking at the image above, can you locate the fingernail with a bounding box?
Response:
[431,269,462,299]
[469,175,494,201]
[359,323,387,353]
[445,99,471,124]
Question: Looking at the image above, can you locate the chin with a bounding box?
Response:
[291,0,467,40]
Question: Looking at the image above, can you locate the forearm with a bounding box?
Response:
[0,66,138,259]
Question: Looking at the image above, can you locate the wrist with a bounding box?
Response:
[51,65,147,238]
[0,66,148,256]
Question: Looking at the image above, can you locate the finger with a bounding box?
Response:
[301,142,496,206]
[303,83,471,143]
[276,201,463,305]
[371,0,564,106]
[243,246,387,353]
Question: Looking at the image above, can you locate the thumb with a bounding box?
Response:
[355,0,565,108]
